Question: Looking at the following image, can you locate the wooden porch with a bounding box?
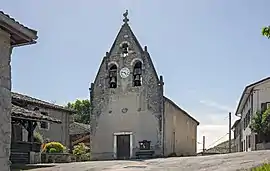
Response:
[10,104,62,164]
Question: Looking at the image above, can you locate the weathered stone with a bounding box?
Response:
[90,20,164,160]
[0,28,11,171]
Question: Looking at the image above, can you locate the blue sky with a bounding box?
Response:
[3,0,270,149]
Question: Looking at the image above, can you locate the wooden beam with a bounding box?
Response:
[72,135,90,146]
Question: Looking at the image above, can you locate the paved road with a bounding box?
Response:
[29,150,270,171]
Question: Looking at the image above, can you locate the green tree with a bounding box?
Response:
[66,99,91,124]
[262,26,270,39]
[250,108,270,142]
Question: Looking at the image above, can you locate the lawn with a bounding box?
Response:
[251,164,270,171]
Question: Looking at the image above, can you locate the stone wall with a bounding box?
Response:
[90,23,164,160]
[0,28,12,170]
[163,98,198,156]
[256,142,270,150]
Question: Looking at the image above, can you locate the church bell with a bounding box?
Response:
[134,75,140,81]
[110,77,116,84]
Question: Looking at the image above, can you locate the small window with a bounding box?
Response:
[133,61,142,87]
[40,112,49,130]
[109,65,117,88]
[121,43,129,56]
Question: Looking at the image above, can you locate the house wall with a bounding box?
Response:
[164,99,197,156]
[22,105,71,148]
[240,79,270,152]
[234,122,242,152]
[0,28,12,170]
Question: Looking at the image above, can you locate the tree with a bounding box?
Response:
[66,99,91,124]
[262,26,270,39]
[250,108,270,143]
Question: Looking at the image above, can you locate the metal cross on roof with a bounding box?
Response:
[123,10,129,24]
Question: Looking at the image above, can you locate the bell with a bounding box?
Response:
[123,48,128,54]
[135,75,140,81]
[110,77,116,83]
[134,75,141,86]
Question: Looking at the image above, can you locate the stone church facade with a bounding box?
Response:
[89,11,199,160]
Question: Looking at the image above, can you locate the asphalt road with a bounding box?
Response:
[28,150,270,171]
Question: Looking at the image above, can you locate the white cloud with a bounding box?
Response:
[195,98,241,152]
[199,100,234,112]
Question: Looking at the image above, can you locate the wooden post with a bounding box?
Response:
[203,136,205,155]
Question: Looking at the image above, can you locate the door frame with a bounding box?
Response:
[113,132,133,159]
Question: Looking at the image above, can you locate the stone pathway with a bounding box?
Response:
[28,150,270,171]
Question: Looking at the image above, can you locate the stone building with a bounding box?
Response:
[89,11,199,160]
[12,92,74,148]
[0,11,38,170]
[69,121,91,149]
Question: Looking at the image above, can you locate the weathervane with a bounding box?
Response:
[123,10,129,24]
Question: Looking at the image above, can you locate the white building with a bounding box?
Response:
[233,77,270,152]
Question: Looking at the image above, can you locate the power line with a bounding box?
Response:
[207,133,229,149]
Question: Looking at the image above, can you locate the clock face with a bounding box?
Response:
[120,67,130,78]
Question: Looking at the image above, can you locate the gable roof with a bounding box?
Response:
[12,92,75,114]
[12,104,61,123]
[0,11,38,46]
[69,122,91,135]
[164,96,199,125]
[104,12,160,83]
[235,77,270,116]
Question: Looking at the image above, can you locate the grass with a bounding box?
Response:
[251,163,270,171]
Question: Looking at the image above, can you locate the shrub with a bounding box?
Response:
[48,148,57,153]
[250,108,270,142]
[72,143,87,156]
[34,132,43,144]
[43,142,66,153]
[81,153,91,161]
[72,143,90,161]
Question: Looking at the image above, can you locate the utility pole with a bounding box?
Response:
[203,136,205,155]
[229,112,232,153]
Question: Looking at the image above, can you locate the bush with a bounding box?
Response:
[49,148,57,153]
[43,142,66,153]
[250,108,270,142]
[34,132,43,144]
[72,143,87,156]
[72,143,90,161]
